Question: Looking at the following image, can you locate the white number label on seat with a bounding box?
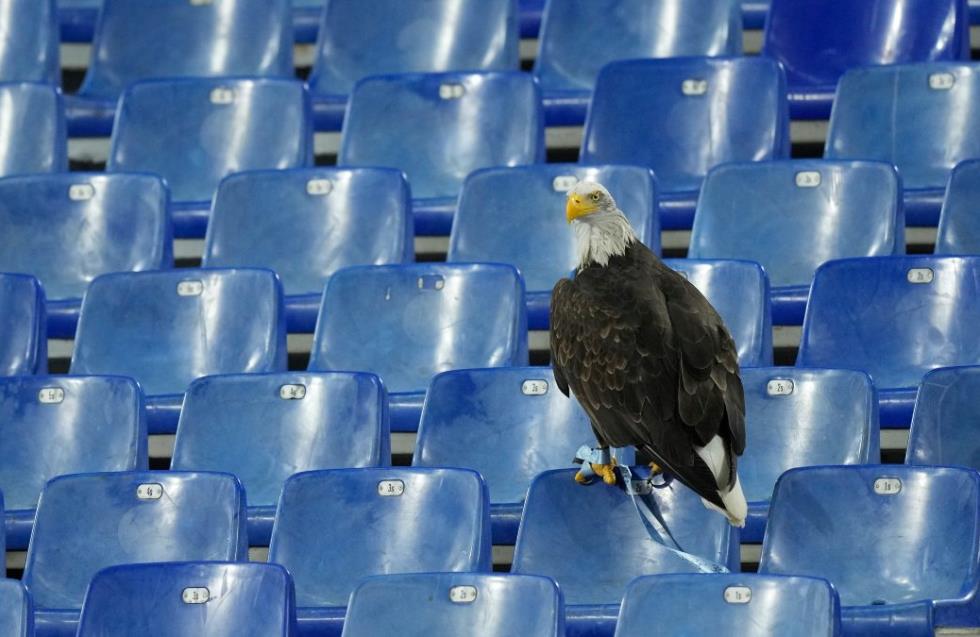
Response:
[874,477,902,495]
[38,387,65,404]
[552,176,578,192]
[723,586,752,604]
[449,585,478,604]
[681,79,708,96]
[766,379,795,396]
[136,483,163,500]
[907,268,934,284]
[928,72,955,91]
[378,480,405,497]
[279,384,306,400]
[795,171,821,188]
[68,184,95,201]
[209,87,235,105]
[439,83,466,100]
[522,380,549,396]
[417,275,445,290]
[306,179,332,196]
[182,587,210,604]
[177,280,204,296]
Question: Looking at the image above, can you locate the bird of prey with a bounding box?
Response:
[550,181,747,527]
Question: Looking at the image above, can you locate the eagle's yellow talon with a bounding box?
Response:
[574,470,590,484]
[649,462,662,475]
[593,457,618,485]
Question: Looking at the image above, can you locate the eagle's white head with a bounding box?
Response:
[566,181,637,268]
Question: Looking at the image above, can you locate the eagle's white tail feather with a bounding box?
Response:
[694,436,747,528]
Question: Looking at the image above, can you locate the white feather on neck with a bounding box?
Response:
[574,208,637,268]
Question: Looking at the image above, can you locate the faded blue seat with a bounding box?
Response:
[338,71,544,236]
[763,0,969,120]
[202,168,413,333]
[664,259,773,367]
[76,562,297,637]
[0,274,46,376]
[23,471,248,637]
[737,368,878,543]
[0,173,172,338]
[171,371,389,545]
[69,268,287,435]
[0,376,146,550]
[309,264,527,432]
[937,159,980,254]
[759,465,980,635]
[308,0,519,131]
[0,83,66,177]
[691,160,904,324]
[0,579,32,637]
[511,469,739,637]
[449,164,659,329]
[0,0,59,84]
[797,256,980,427]
[107,78,312,238]
[906,366,980,470]
[269,468,491,636]
[342,573,564,637]
[535,0,742,126]
[826,63,980,227]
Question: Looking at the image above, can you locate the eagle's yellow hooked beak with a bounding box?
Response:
[566,195,596,223]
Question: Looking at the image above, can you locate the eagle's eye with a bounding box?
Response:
[590,191,601,202]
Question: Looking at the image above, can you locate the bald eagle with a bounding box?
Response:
[550,181,747,527]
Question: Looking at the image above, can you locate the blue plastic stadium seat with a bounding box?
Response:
[0,173,172,338]
[581,58,789,230]
[414,367,634,544]
[0,274,46,376]
[762,0,969,120]
[906,366,980,470]
[69,269,287,435]
[512,469,739,636]
[664,259,773,367]
[76,562,298,637]
[0,1,58,84]
[615,574,841,636]
[0,376,146,550]
[0,490,4,558]
[759,465,980,634]
[737,368,878,543]
[23,471,248,637]
[269,468,491,636]
[449,165,659,329]
[691,160,904,325]
[342,573,564,637]
[0,579,32,637]
[338,71,544,236]
[202,168,413,333]
[107,78,312,238]
[0,83,66,177]
[797,256,980,428]
[309,264,528,432]
[535,0,742,126]
[172,371,389,545]
[826,63,980,227]
[937,159,980,254]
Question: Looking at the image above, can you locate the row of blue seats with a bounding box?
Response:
[2,463,978,635]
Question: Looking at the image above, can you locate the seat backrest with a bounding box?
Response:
[202,168,412,296]
[797,256,980,390]
[0,274,46,376]
[108,78,312,203]
[581,58,789,193]
[341,573,563,637]
[0,579,32,637]
[309,0,518,96]
[338,72,544,200]
[76,562,297,637]
[535,0,741,92]
[70,268,286,396]
[691,161,903,288]
[936,159,980,254]
[80,0,293,99]
[0,0,59,84]
[826,63,980,190]
[269,468,491,608]
[759,465,980,607]
[0,173,172,300]
[906,366,980,470]
[309,264,527,394]
[511,469,739,606]
[23,471,248,610]
[448,165,659,292]
[614,574,840,637]
[0,83,66,177]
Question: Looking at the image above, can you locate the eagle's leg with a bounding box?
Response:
[575,455,618,485]
[649,462,662,475]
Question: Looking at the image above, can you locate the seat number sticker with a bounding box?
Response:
[907,268,934,284]
[177,280,204,296]
[38,387,65,404]
[928,73,955,91]
[417,275,445,290]
[306,178,333,196]
[766,379,794,397]
[280,384,307,400]
[552,176,578,192]
[439,83,465,99]
[136,483,163,500]
[449,585,478,604]
[209,87,235,105]
[68,184,95,201]
[723,586,752,604]
[378,480,405,496]
[522,380,549,395]
[873,477,902,495]
[182,587,210,604]
[795,171,821,188]
[681,79,708,96]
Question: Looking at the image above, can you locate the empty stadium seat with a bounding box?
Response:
[308,264,527,432]
[826,63,980,227]
[202,168,413,333]
[0,376,147,550]
[449,164,659,329]
[0,173,172,337]
[797,256,980,427]
[0,0,58,84]
[535,0,742,125]
[0,274,46,376]
[70,268,287,434]
[763,0,969,120]
[906,366,980,470]
[0,490,4,559]
[759,465,980,634]
[737,368,879,542]
[23,471,248,637]
[581,57,789,230]
[342,573,564,637]
[338,71,544,236]
[268,468,491,635]
[308,0,519,130]
[107,78,313,238]
[511,469,739,636]
[172,371,389,544]
[664,259,773,367]
[0,579,32,637]
[691,161,904,324]
[0,83,66,177]
[936,159,980,254]
[76,562,297,637]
